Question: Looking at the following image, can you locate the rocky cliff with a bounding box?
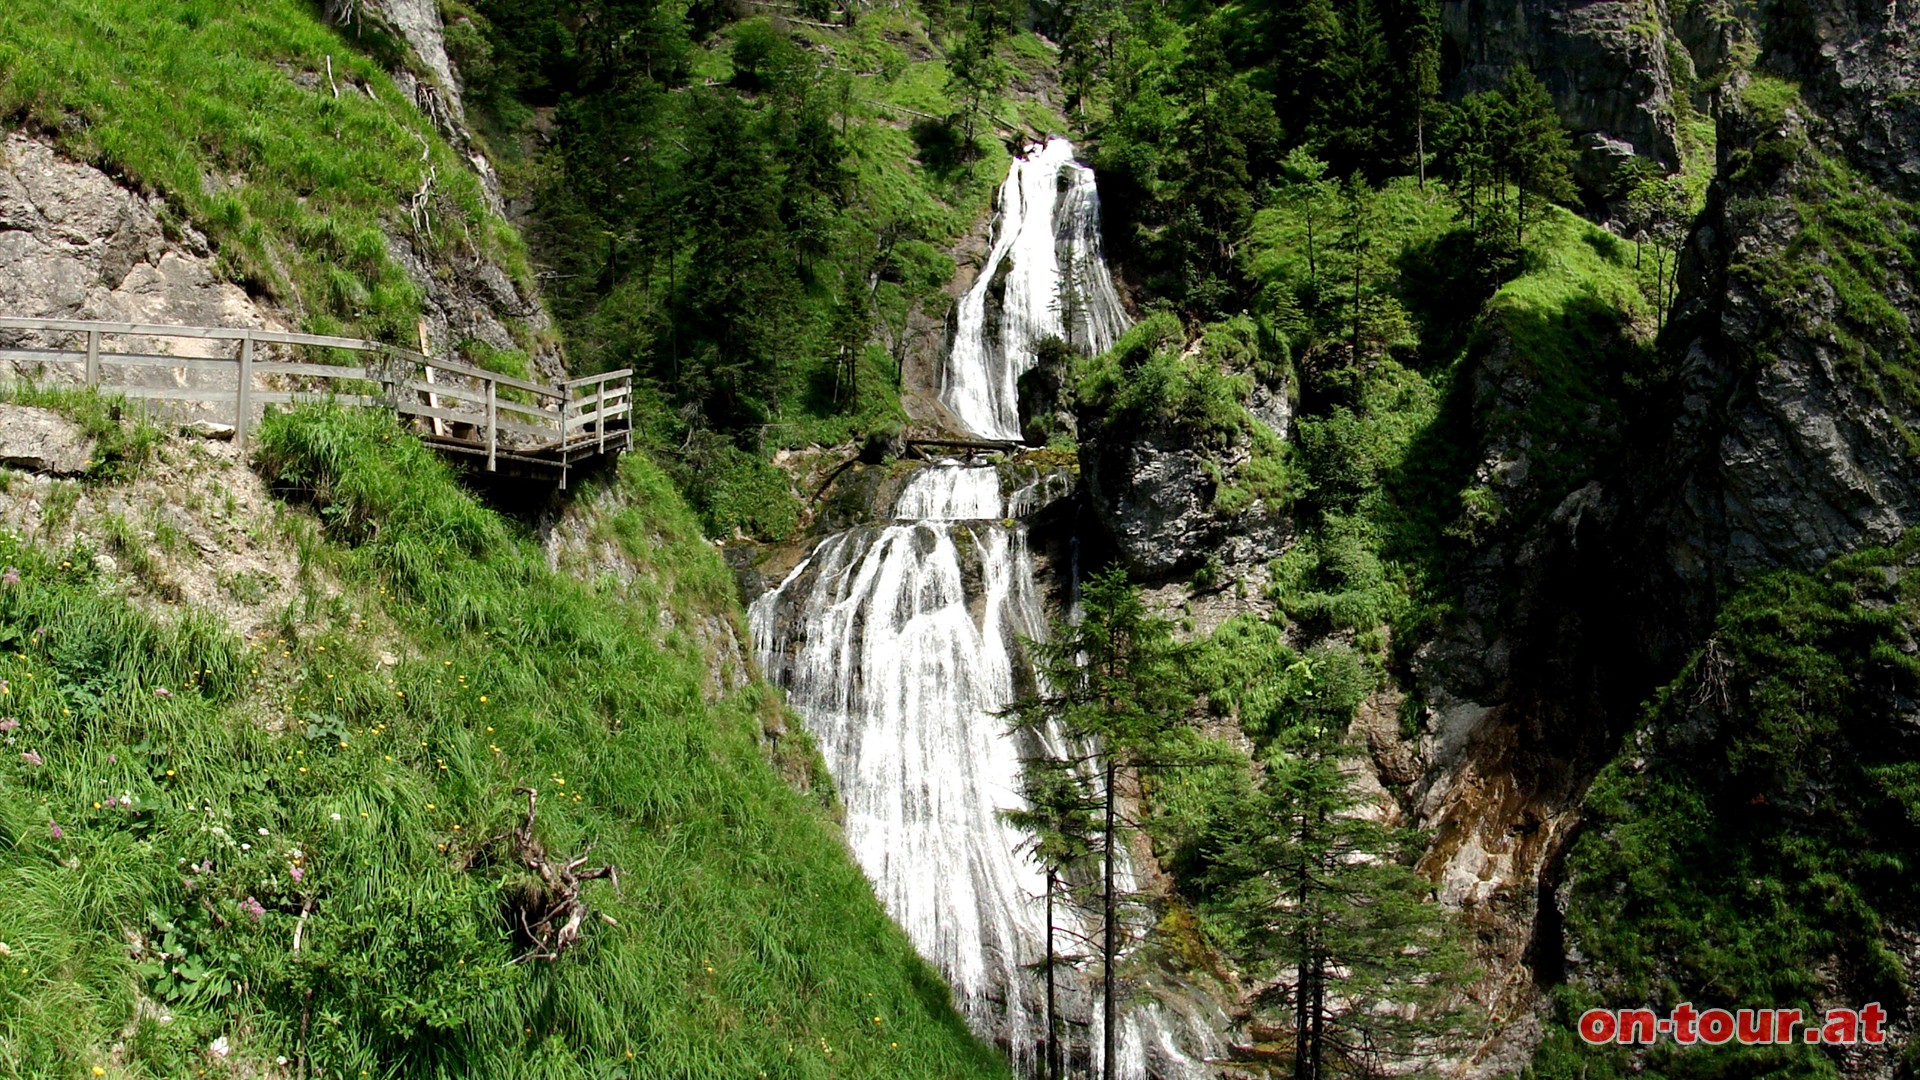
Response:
[1425,0,1920,1069]
[1441,0,1685,188]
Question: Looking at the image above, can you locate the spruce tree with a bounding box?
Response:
[1200,647,1478,1080]
[1007,566,1195,1080]
[1003,757,1101,1080]
[1496,66,1576,248]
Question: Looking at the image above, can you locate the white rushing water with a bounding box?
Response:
[943,137,1129,441]
[750,465,1050,1063]
[752,141,1215,1077]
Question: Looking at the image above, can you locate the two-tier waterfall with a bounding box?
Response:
[751,139,1211,1077]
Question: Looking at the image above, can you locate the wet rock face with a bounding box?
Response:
[1082,432,1222,576]
[1440,0,1681,189]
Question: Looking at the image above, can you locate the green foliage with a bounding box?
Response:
[1749,153,1920,420]
[1077,313,1253,446]
[0,405,1008,1078]
[1246,174,1462,362]
[1739,74,1804,128]
[454,0,1052,532]
[1005,565,1202,1076]
[671,433,804,542]
[1537,539,1920,1079]
[0,0,530,344]
[1168,620,1478,1077]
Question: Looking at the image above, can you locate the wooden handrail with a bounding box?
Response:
[559,368,635,389]
[0,316,633,486]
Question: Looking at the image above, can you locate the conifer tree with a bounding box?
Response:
[1200,647,1478,1080]
[1007,566,1195,1080]
[1496,66,1576,248]
[1003,757,1101,1080]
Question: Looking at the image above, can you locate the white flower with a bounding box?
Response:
[240,843,251,851]
[329,812,342,822]
[256,827,268,836]
[209,1035,230,1057]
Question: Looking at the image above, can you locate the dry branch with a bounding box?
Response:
[487,786,620,963]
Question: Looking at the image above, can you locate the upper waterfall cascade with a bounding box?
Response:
[942,137,1129,441]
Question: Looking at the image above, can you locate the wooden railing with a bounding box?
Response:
[0,317,632,487]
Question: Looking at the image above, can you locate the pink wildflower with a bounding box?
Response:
[240,896,265,923]
[289,865,305,883]
[105,753,116,764]
[47,821,61,839]
[1,567,18,586]
[20,750,41,766]
[0,718,17,732]
[153,687,173,699]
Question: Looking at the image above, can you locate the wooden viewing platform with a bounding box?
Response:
[0,317,631,490]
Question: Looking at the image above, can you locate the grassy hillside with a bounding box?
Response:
[0,403,1007,1079]
[1531,536,1920,1079]
[0,0,533,356]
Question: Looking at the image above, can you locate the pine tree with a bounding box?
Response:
[1003,757,1101,1080]
[1380,0,1441,188]
[1008,566,1195,1080]
[1496,66,1576,249]
[1200,648,1479,1080]
[945,0,1016,166]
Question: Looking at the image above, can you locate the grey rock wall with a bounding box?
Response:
[0,135,270,336]
[1441,0,1683,189]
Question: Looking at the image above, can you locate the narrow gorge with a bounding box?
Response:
[3,0,1919,1077]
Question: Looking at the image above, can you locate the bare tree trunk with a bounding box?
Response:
[1047,867,1060,1080]
[1103,758,1117,1080]
[1416,112,1426,193]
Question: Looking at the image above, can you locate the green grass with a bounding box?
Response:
[1240,180,1655,657]
[0,403,1008,1079]
[0,0,532,347]
[1469,206,1656,495]
[1748,153,1920,427]
[0,384,163,481]
[1530,537,1920,1079]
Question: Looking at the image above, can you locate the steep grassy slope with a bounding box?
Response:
[0,0,532,355]
[1531,537,1920,1078]
[0,404,1007,1079]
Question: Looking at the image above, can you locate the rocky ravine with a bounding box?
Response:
[1405,0,1920,1071]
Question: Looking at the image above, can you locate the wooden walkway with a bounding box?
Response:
[0,317,632,489]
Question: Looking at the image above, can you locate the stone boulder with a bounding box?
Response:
[0,404,94,476]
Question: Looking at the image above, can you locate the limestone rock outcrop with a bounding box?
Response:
[0,405,94,476]
[0,134,269,333]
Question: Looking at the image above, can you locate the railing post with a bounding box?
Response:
[236,330,254,453]
[597,378,606,452]
[558,392,568,491]
[486,377,497,472]
[84,330,99,388]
